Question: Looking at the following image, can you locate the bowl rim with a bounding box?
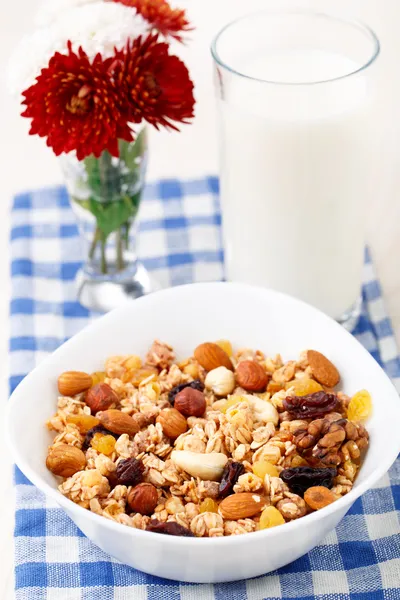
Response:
[7,281,400,547]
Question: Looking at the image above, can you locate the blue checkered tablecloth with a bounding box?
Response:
[10,178,400,599]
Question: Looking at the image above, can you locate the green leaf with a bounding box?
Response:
[119,128,148,172]
[88,195,138,239]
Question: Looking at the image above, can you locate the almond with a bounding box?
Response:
[236,361,269,392]
[58,371,92,396]
[174,387,206,417]
[194,342,233,372]
[218,492,268,519]
[99,409,140,436]
[156,408,188,439]
[307,350,340,388]
[127,483,159,515]
[46,444,86,477]
[86,383,119,413]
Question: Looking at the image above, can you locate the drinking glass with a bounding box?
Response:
[211,11,380,328]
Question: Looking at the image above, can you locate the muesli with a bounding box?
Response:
[45,340,371,537]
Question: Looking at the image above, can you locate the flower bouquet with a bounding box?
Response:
[9,0,195,311]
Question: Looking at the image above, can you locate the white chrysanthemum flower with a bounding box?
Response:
[7,2,150,96]
[35,0,99,27]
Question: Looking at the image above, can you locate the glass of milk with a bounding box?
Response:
[211,11,380,327]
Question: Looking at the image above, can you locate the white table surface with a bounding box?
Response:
[1,0,400,597]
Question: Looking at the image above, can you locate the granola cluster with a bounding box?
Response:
[45,340,371,537]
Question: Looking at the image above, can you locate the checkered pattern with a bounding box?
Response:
[10,179,400,599]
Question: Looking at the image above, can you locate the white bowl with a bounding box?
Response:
[7,282,400,583]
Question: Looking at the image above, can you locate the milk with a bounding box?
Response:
[218,49,373,319]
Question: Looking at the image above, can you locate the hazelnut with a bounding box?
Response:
[156,408,188,439]
[127,483,159,515]
[46,444,86,477]
[205,366,235,396]
[174,387,206,417]
[86,383,118,413]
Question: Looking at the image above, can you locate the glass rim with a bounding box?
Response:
[210,9,380,86]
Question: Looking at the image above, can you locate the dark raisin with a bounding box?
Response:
[283,391,338,419]
[115,458,145,486]
[280,466,337,496]
[106,471,119,490]
[82,425,119,450]
[219,460,245,498]
[146,519,195,537]
[168,380,204,406]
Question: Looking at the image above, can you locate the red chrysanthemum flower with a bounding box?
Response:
[21,42,133,160]
[112,34,195,131]
[114,0,191,41]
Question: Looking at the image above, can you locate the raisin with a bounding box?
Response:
[82,425,119,450]
[107,471,119,489]
[90,433,116,456]
[200,498,219,513]
[283,391,338,419]
[279,466,337,496]
[260,506,285,529]
[115,457,145,486]
[146,519,194,537]
[219,460,245,498]
[168,380,204,406]
[347,389,372,422]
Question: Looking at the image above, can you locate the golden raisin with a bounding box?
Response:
[124,355,142,370]
[91,371,106,386]
[253,461,279,479]
[66,414,100,433]
[267,381,284,394]
[90,433,116,456]
[216,340,233,358]
[347,389,372,422]
[183,363,200,379]
[200,498,219,513]
[259,506,285,529]
[290,455,309,468]
[304,486,337,510]
[219,396,244,414]
[285,378,323,396]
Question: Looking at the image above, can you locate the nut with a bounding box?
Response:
[156,408,188,439]
[304,486,337,510]
[171,450,228,481]
[127,483,159,515]
[194,342,233,372]
[236,361,269,392]
[307,350,340,387]
[86,383,119,413]
[58,371,92,397]
[205,367,235,396]
[99,409,141,436]
[46,444,86,477]
[245,395,279,425]
[272,361,296,384]
[218,492,268,519]
[174,387,206,417]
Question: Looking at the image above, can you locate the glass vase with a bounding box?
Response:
[60,128,156,312]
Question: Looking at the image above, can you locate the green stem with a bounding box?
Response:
[116,227,125,271]
[100,237,107,274]
[122,222,130,250]
[88,227,100,260]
